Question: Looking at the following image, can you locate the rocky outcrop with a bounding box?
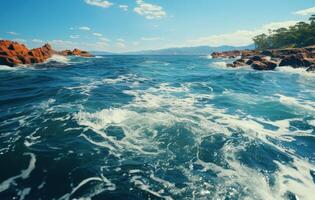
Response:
[279,54,315,68]
[0,40,54,66]
[251,60,278,71]
[213,46,315,71]
[0,40,94,67]
[211,50,241,59]
[57,49,93,57]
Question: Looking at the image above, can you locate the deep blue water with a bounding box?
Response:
[0,55,314,200]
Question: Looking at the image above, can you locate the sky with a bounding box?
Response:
[0,0,314,53]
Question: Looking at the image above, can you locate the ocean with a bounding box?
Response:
[0,55,314,200]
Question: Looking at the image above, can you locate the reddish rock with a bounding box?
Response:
[0,40,54,67]
[241,50,260,58]
[251,60,278,71]
[225,59,250,68]
[57,49,93,57]
[0,40,93,67]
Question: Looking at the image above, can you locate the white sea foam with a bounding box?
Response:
[59,177,103,200]
[47,54,70,64]
[130,175,173,200]
[213,61,227,67]
[201,54,213,60]
[0,153,36,193]
[276,94,315,113]
[277,66,315,77]
[0,65,18,71]
[74,80,315,199]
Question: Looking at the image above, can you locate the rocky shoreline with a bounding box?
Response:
[211,46,315,72]
[0,40,93,67]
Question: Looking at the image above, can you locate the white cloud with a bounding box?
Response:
[293,6,315,16]
[116,42,126,48]
[141,37,162,41]
[119,5,128,11]
[47,39,112,51]
[31,39,43,43]
[79,26,91,31]
[132,41,140,46]
[188,20,298,47]
[49,40,77,50]
[134,0,166,20]
[85,0,113,8]
[7,32,18,35]
[93,32,103,37]
[70,35,80,39]
[117,38,125,42]
[100,37,110,42]
[95,41,109,47]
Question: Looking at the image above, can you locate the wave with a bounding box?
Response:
[212,61,227,67]
[276,66,315,77]
[0,65,17,71]
[0,153,36,193]
[73,80,315,199]
[47,54,70,64]
[58,175,115,200]
[276,94,315,113]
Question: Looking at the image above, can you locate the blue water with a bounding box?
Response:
[0,55,314,200]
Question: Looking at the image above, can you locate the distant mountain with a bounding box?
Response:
[123,44,255,55]
[91,44,255,56]
[90,51,118,55]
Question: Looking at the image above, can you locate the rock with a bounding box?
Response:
[246,59,254,65]
[279,54,315,68]
[251,55,263,61]
[57,49,93,57]
[306,65,315,72]
[0,40,94,67]
[261,50,274,57]
[213,46,315,71]
[0,40,54,67]
[232,60,246,67]
[241,50,260,59]
[226,59,249,67]
[211,50,241,59]
[251,60,278,71]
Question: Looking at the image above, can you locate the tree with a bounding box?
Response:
[252,15,315,50]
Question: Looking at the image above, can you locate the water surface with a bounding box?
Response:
[0,55,314,199]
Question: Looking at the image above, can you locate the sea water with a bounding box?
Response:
[0,55,314,199]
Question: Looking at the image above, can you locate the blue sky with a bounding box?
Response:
[0,0,314,52]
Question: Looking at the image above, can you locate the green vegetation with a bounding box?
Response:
[253,15,315,50]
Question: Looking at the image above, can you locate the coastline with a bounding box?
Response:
[0,40,94,67]
[211,46,315,72]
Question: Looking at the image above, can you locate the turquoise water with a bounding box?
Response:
[0,55,314,200]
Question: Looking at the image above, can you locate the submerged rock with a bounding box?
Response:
[306,65,315,72]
